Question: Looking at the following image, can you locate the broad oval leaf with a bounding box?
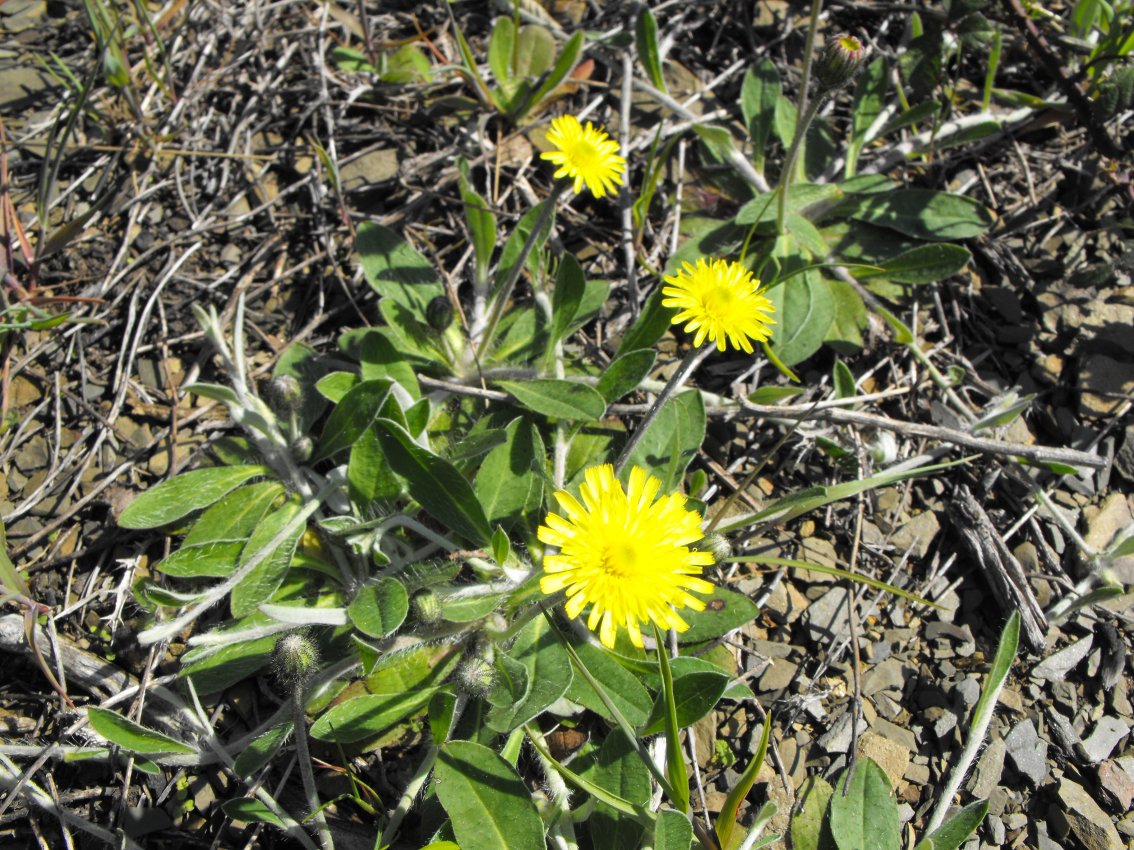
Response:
[87,707,195,755]
[317,378,393,460]
[474,418,545,527]
[843,189,993,241]
[640,670,729,735]
[357,221,445,315]
[828,757,900,850]
[655,809,694,850]
[230,501,306,618]
[347,578,409,639]
[496,379,606,421]
[767,270,836,366]
[119,466,271,529]
[374,419,492,546]
[434,741,545,850]
[678,586,759,644]
[233,722,293,780]
[790,775,836,850]
[565,642,653,726]
[858,243,972,285]
[597,349,656,404]
[623,389,705,492]
[310,690,436,743]
[486,615,573,733]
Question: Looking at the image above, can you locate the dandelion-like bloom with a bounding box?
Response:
[538,464,715,649]
[662,257,776,353]
[541,115,626,199]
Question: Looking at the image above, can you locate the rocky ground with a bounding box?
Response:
[0,0,1132,847]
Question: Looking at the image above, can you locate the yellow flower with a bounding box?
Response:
[538,464,715,649]
[662,258,776,353]
[541,115,626,199]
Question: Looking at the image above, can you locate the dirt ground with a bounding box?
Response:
[1,0,1132,848]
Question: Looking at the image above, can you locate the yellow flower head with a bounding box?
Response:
[538,464,715,649]
[541,115,626,199]
[662,258,776,353]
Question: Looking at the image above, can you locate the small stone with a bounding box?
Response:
[758,659,798,694]
[955,676,981,708]
[889,511,941,559]
[986,815,1007,846]
[818,710,856,754]
[1056,778,1125,850]
[1080,717,1131,764]
[1004,719,1049,786]
[863,657,907,697]
[934,707,958,739]
[1096,760,1134,812]
[968,737,1005,798]
[1079,354,1134,419]
[1083,494,1134,583]
[1046,708,1084,758]
[904,761,931,786]
[803,586,852,643]
[858,731,911,788]
[339,149,400,191]
[869,717,917,751]
[1033,635,1094,681]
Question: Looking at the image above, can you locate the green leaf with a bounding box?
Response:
[718,717,773,850]
[357,221,445,316]
[234,722,293,780]
[349,425,403,510]
[0,522,30,599]
[825,278,868,354]
[748,386,805,404]
[488,16,515,84]
[361,329,421,399]
[496,379,606,421]
[678,586,759,644]
[87,708,195,755]
[551,255,586,345]
[597,349,656,404]
[741,59,779,168]
[230,501,306,618]
[366,643,461,695]
[767,270,836,366]
[789,776,837,850]
[834,359,856,400]
[616,287,676,357]
[348,578,409,638]
[655,809,693,850]
[858,243,972,284]
[310,690,436,743]
[513,24,555,78]
[580,731,650,850]
[843,189,994,241]
[828,758,900,850]
[182,635,277,694]
[274,342,331,432]
[156,482,283,578]
[317,379,393,461]
[525,30,584,119]
[487,615,573,732]
[221,798,286,829]
[652,625,689,813]
[458,160,497,285]
[475,418,545,527]
[623,389,705,492]
[636,7,666,92]
[496,201,555,297]
[847,58,889,176]
[915,800,988,850]
[434,741,545,850]
[565,642,653,726]
[640,670,729,735]
[374,419,493,546]
[315,371,358,403]
[119,466,271,529]
[874,304,914,343]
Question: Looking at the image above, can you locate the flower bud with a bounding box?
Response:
[454,655,496,700]
[426,296,455,332]
[695,532,732,564]
[815,34,867,91]
[272,631,319,691]
[411,588,443,626]
[263,375,303,416]
[291,435,314,462]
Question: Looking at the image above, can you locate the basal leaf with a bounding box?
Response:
[828,758,900,850]
[317,379,393,461]
[843,189,993,241]
[623,389,705,491]
[767,270,836,366]
[230,501,305,618]
[474,417,545,527]
[357,221,445,316]
[119,466,270,530]
[496,379,606,421]
[87,708,194,755]
[597,349,656,404]
[347,578,409,638]
[310,690,435,743]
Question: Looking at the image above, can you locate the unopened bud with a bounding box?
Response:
[695,532,731,564]
[815,34,866,91]
[454,655,496,700]
[411,588,443,626]
[426,296,455,332]
[263,375,303,416]
[272,631,319,690]
[291,435,314,462]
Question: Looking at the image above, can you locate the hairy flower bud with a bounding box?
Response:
[426,295,455,332]
[263,374,303,416]
[695,532,732,564]
[411,588,443,626]
[454,655,496,700]
[815,34,867,91]
[272,631,319,691]
[291,436,314,462]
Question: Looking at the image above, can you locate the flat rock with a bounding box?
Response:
[803,586,851,643]
[858,731,910,788]
[758,659,798,693]
[1079,353,1134,419]
[1056,778,1124,850]
[1081,717,1131,764]
[1096,760,1134,813]
[1083,494,1134,583]
[1004,719,1048,786]
[889,510,941,559]
[340,149,400,191]
[863,657,907,697]
[1033,635,1094,681]
[968,737,1005,798]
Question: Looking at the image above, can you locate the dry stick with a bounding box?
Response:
[619,50,639,320]
[614,345,713,475]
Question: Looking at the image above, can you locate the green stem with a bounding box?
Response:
[775,93,829,236]
[476,181,566,359]
[292,692,333,850]
[614,345,711,475]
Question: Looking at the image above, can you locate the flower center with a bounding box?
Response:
[702,284,737,318]
[568,139,600,171]
[600,540,641,578]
